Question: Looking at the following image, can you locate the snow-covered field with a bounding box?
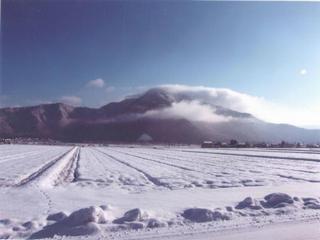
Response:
[0,144,319,239]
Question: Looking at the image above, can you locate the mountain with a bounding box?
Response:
[0,87,319,143]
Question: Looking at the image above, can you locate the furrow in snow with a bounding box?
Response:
[53,147,81,185]
[72,148,81,182]
[182,150,320,163]
[15,147,78,188]
[108,148,210,174]
[94,148,170,188]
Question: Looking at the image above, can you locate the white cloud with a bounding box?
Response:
[154,85,320,128]
[86,78,105,88]
[144,100,233,123]
[160,84,264,112]
[300,69,307,75]
[60,96,82,106]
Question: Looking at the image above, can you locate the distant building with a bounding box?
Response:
[306,144,320,148]
[229,139,238,146]
[237,142,251,148]
[254,142,269,148]
[279,141,295,148]
[201,141,214,148]
[0,138,12,144]
[137,133,153,143]
[296,142,305,148]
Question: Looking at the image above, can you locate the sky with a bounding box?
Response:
[1,1,320,128]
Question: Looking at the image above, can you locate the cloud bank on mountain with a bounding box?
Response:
[144,100,233,123]
[143,85,320,128]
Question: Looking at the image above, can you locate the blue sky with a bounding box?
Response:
[1,1,320,127]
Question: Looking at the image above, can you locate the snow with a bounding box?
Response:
[46,212,68,222]
[113,208,143,224]
[0,144,319,239]
[0,145,72,187]
[182,208,230,222]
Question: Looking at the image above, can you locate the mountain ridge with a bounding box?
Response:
[0,88,319,143]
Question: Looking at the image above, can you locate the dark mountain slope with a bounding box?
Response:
[0,88,319,143]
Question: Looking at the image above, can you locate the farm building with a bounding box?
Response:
[201,141,214,148]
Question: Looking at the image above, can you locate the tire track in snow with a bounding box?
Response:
[178,150,320,176]
[233,148,320,155]
[98,148,234,187]
[108,148,319,181]
[277,174,320,183]
[126,149,251,174]
[172,150,320,181]
[78,148,155,189]
[153,147,320,170]
[107,148,216,176]
[115,148,320,186]
[187,147,320,156]
[182,150,320,163]
[139,149,317,175]
[182,150,319,175]
[0,151,45,164]
[94,148,170,188]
